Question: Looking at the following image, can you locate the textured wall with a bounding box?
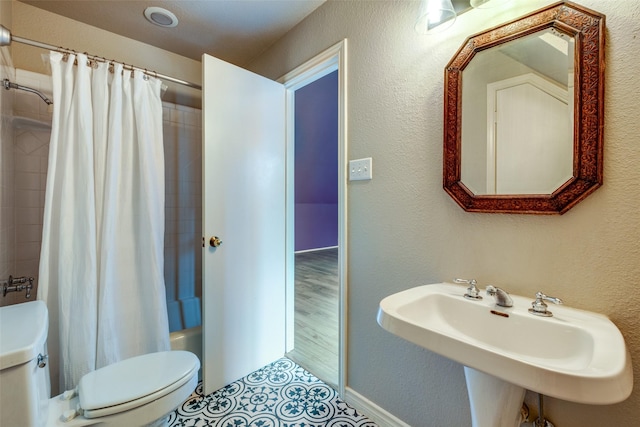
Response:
[0,0,11,28]
[248,1,640,426]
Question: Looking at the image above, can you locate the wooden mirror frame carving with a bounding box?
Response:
[443,1,605,214]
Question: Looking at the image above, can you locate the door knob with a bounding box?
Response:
[209,236,222,247]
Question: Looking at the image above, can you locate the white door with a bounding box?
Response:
[487,74,572,194]
[495,83,571,194]
[202,54,286,395]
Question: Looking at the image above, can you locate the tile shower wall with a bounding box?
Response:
[10,70,52,308]
[162,102,203,331]
[2,69,203,325]
[0,69,48,307]
[0,47,16,304]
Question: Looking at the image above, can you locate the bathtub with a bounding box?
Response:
[170,326,202,380]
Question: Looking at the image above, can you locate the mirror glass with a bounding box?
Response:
[443,2,605,214]
[461,29,575,195]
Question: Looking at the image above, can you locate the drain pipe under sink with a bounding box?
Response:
[520,393,556,427]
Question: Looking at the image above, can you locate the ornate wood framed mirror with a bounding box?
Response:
[443,2,605,214]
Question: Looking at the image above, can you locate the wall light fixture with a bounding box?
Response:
[416,0,513,34]
[415,0,457,34]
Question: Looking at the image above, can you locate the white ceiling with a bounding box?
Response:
[18,0,326,66]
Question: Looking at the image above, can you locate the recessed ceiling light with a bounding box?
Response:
[144,7,178,28]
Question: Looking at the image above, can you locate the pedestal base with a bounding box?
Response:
[464,366,526,427]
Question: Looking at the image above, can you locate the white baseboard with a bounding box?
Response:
[344,387,411,427]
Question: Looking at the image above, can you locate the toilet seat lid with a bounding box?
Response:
[78,351,199,418]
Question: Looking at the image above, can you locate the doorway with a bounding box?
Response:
[280,40,348,394]
[288,70,339,387]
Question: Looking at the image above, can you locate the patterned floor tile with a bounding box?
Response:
[168,358,378,427]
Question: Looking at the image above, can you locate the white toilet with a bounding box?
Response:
[0,301,200,427]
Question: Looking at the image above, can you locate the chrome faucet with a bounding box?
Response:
[529,292,563,317]
[454,278,482,300]
[485,285,513,307]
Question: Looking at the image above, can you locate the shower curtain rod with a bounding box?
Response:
[0,25,202,91]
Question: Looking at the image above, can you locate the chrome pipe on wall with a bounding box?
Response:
[3,78,53,105]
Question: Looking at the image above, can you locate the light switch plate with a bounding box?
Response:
[349,157,373,181]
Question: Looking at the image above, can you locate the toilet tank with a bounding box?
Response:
[0,301,51,427]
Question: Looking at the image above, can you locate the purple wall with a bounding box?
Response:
[295,71,339,251]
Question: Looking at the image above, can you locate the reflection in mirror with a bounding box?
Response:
[443,2,605,214]
[461,29,575,195]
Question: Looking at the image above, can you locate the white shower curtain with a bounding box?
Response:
[39,52,170,391]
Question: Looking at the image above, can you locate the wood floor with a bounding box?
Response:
[286,247,339,388]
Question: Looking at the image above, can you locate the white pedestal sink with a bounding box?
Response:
[377,283,633,427]
[464,367,525,427]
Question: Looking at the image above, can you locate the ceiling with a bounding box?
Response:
[18,0,326,67]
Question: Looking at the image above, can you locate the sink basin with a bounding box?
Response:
[377,282,633,405]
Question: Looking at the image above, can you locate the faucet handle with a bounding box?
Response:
[538,292,563,305]
[454,278,482,301]
[528,292,563,317]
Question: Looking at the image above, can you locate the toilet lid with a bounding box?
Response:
[78,351,199,419]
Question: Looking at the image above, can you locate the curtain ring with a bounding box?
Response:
[82,52,92,68]
[143,68,149,81]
